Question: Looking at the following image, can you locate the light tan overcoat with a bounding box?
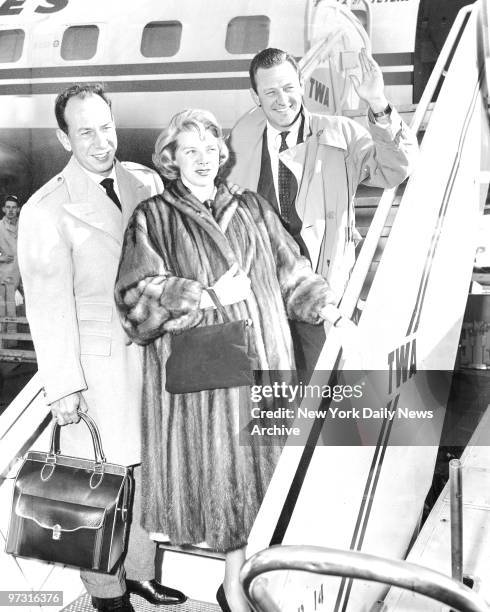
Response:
[228,106,418,301]
[18,156,162,465]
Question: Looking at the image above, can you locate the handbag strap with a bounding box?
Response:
[206,287,231,323]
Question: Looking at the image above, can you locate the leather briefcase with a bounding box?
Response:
[5,412,132,572]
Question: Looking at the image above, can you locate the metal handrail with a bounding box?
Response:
[478,0,490,101]
[240,545,490,612]
[0,373,48,477]
[313,3,475,371]
[338,3,474,323]
[300,30,347,81]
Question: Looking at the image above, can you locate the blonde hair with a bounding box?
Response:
[153,109,229,180]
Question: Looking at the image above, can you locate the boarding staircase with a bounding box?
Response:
[238,2,490,611]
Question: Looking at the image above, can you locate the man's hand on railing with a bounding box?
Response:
[319,305,363,366]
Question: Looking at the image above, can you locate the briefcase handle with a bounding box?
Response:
[48,411,107,465]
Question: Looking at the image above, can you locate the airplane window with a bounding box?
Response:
[225,15,270,54]
[141,21,182,58]
[0,29,24,63]
[61,25,99,61]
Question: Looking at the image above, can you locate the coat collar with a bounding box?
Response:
[278,109,349,224]
[238,106,349,191]
[250,105,349,151]
[115,160,152,226]
[162,180,239,266]
[302,107,349,150]
[275,110,348,236]
[62,157,150,243]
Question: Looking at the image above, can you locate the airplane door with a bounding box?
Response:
[413,0,474,102]
[304,1,371,115]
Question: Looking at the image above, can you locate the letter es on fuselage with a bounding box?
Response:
[0,0,68,16]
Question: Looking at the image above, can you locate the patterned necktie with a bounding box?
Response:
[100,178,122,211]
[278,131,296,223]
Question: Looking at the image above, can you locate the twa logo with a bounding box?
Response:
[387,338,417,395]
[307,77,330,107]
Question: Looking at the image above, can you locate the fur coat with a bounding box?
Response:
[114,179,335,551]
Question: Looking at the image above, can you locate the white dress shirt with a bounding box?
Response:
[82,165,122,203]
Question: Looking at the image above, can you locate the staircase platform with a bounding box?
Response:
[62,594,219,612]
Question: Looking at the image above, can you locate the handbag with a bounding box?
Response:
[165,287,257,393]
[5,411,131,572]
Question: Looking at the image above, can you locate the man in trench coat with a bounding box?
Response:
[18,84,185,612]
[228,47,418,375]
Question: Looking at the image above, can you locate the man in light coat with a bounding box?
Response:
[0,195,21,288]
[0,194,23,310]
[228,47,418,375]
[18,84,185,612]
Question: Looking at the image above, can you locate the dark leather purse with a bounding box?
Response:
[5,412,131,572]
[165,287,257,394]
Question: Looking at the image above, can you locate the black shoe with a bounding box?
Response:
[216,585,232,612]
[91,594,134,612]
[126,579,186,605]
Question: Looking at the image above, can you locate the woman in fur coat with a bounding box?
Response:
[114,109,351,612]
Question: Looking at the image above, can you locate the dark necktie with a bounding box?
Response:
[100,178,122,211]
[278,131,296,223]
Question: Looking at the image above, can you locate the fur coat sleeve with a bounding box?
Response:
[115,203,204,345]
[250,192,337,325]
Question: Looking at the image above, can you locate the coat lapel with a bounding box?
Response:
[279,112,350,272]
[116,160,152,228]
[164,181,239,267]
[62,157,123,244]
[228,107,266,189]
[257,128,280,211]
